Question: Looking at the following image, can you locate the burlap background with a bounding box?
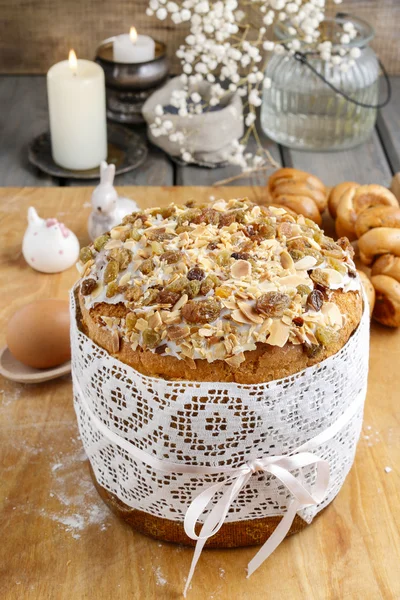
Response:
[1,0,399,75]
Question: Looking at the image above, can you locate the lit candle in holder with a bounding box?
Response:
[113,27,156,63]
[47,50,107,170]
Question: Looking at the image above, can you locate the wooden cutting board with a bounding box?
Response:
[0,187,399,600]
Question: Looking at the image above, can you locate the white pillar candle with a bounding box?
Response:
[113,27,155,63]
[47,50,107,170]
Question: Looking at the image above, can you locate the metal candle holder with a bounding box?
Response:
[95,38,169,125]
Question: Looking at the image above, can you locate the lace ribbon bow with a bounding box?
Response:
[183,453,329,596]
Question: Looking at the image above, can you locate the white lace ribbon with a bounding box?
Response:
[73,374,365,597]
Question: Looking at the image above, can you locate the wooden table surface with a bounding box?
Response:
[0,186,399,600]
[0,75,398,189]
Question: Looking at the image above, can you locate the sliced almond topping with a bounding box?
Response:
[213,200,228,212]
[183,356,197,370]
[278,274,312,288]
[82,259,95,277]
[119,272,131,287]
[231,309,254,325]
[148,311,163,329]
[321,302,343,327]
[110,330,120,353]
[131,260,142,273]
[90,282,104,300]
[173,293,189,311]
[224,338,234,354]
[135,318,149,332]
[124,240,138,251]
[192,225,208,236]
[237,301,264,324]
[307,237,322,250]
[231,259,252,279]
[235,290,251,300]
[267,320,290,347]
[259,280,278,292]
[222,300,237,310]
[294,255,318,270]
[259,317,272,336]
[198,328,214,337]
[101,316,114,328]
[180,343,194,358]
[280,250,294,270]
[193,238,210,248]
[305,330,319,346]
[163,310,181,324]
[269,206,287,216]
[179,231,190,243]
[110,225,131,239]
[318,268,344,285]
[225,352,245,369]
[130,330,140,344]
[168,324,190,340]
[208,342,225,360]
[104,239,123,250]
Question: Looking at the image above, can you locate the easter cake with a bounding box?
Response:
[77,198,362,383]
[74,197,364,547]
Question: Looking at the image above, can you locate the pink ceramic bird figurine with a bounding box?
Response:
[22,207,80,273]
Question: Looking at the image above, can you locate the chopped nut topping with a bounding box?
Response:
[79,196,359,361]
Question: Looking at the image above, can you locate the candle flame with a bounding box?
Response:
[68,49,78,71]
[129,27,138,44]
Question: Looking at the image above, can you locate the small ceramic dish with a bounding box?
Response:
[0,346,71,384]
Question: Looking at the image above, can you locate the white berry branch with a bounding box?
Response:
[146,0,360,170]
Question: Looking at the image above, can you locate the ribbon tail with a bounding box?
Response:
[247,499,300,578]
[183,536,207,598]
[183,472,252,596]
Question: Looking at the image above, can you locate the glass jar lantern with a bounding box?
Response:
[261,16,380,151]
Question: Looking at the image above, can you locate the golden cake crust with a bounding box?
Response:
[78,288,362,383]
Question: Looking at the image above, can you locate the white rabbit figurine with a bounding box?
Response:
[88,161,139,240]
[22,207,80,273]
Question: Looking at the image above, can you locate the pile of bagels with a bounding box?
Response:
[266,168,400,327]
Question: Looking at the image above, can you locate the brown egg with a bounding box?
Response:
[6,300,70,369]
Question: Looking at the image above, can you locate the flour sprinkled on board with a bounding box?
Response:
[46,440,112,539]
[154,566,168,587]
[0,384,23,407]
